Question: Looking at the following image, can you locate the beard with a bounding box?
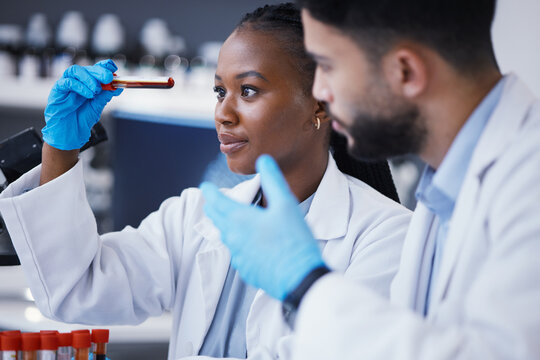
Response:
[328,83,427,162]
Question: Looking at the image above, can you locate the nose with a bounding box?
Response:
[215,96,239,127]
[312,67,333,104]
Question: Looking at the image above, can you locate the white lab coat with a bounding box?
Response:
[0,154,410,360]
[292,74,540,360]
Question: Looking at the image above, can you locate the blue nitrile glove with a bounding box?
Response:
[42,59,123,150]
[201,154,326,300]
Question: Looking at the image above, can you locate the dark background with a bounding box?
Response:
[0,0,283,57]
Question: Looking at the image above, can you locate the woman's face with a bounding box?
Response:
[214,29,319,175]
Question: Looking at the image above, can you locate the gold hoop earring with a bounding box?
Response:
[315,117,321,130]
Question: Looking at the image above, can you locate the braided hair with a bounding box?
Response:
[237,3,400,203]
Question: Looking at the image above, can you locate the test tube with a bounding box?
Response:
[91,329,109,360]
[56,333,72,360]
[21,333,40,360]
[101,75,175,90]
[1,331,22,360]
[39,333,58,360]
[72,332,91,360]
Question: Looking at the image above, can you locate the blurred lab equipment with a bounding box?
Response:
[0,24,23,50]
[0,51,16,77]
[56,11,88,50]
[25,13,51,49]
[140,18,173,59]
[91,14,125,56]
[18,54,40,80]
[198,41,222,67]
[0,25,22,77]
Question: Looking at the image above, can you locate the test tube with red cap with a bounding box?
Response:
[21,333,40,360]
[91,329,109,360]
[72,331,91,360]
[39,332,58,360]
[56,333,72,360]
[1,331,22,360]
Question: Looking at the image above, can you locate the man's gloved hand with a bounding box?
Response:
[42,59,123,150]
[201,154,326,300]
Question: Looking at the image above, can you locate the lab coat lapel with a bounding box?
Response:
[190,222,229,352]
[305,154,349,240]
[429,74,537,309]
[190,176,262,353]
[390,202,437,312]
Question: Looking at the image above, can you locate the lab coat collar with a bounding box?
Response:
[193,174,261,248]
[194,152,349,246]
[467,74,534,179]
[226,153,350,241]
[305,153,350,240]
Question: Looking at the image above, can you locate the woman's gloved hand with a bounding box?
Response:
[42,59,123,150]
[201,154,326,301]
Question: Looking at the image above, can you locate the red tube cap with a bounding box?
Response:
[72,332,91,349]
[1,333,22,351]
[21,333,41,351]
[91,329,109,343]
[1,330,22,336]
[58,332,72,347]
[40,333,59,350]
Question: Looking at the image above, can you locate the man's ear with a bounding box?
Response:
[383,45,428,99]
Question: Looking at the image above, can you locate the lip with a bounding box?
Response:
[218,132,248,155]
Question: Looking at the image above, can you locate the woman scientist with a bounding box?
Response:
[0,3,410,360]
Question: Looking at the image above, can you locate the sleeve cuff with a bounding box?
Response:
[282,265,331,328]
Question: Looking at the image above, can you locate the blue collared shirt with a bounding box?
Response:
[416,77,506,315]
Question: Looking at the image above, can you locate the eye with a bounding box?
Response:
[213,86,226,100]
[317,63,332,73]
[241,85,258,98]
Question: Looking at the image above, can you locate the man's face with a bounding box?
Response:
[301,9,427,161]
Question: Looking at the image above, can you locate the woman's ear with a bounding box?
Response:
[314,101,331,124]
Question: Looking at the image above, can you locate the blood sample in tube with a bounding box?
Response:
[102,75,175,90]
[92,329,109,360]
[40,333,59,360]
[72,332,91,360]
[21,333,40,360]
[57,333,73,360]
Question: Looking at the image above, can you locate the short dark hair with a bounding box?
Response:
[296,0,498,73]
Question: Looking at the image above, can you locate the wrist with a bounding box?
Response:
[40,143,79,185]
[282,265,330,328]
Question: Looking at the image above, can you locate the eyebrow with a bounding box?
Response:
[214,71,269,82]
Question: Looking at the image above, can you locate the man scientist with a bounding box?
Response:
[201,0,540,358]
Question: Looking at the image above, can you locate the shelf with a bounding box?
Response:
[0,77,216,127]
